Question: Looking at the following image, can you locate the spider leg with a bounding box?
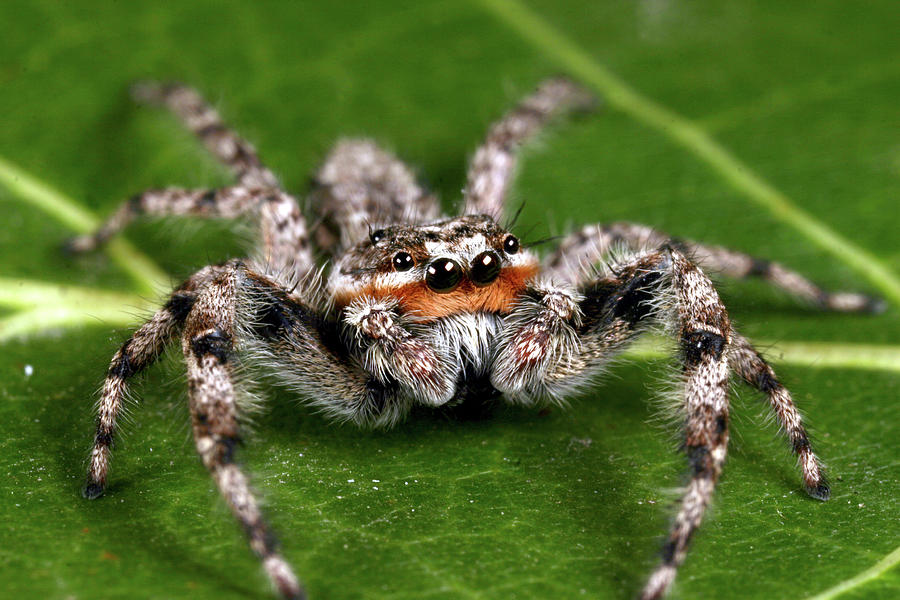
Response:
[83,265,223,498]
[236,267,418,428]
[342,296,455,406]
[727,330,828,498]
[131,81,279,189]
[66,82,315,283]
[86,260,415,599]
[310,139,441,256]
[493,248,826,599]
[463,78,595,219]
[635,250,731,600]
[65,185,312,285]
[182,268,303,600]
[543,222,884,312]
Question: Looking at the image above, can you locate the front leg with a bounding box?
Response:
[544,222,883,313]
[184,266,303,600]
[494,248,829,599]
[490,282,584,403]
[343,297,456,406]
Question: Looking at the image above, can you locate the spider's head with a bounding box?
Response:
[329,215,539,320]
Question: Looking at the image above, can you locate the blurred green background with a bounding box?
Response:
[1,1,898,599]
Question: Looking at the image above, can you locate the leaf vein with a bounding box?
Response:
[476,0,900,307]
[807,545,900,600]
[0,156,169,296]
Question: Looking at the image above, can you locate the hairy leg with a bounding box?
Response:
[69,82,314,284]
[463,78,595,218]
[638,249,732,600]
[543,222,883,312]
[727,331,828,498]
[131,81,279,189]
[66,185,312,286]
[342,296,455,406]
[83,265,222,498]
[310,139,441,255]
[492,247,827,599]
[236,267,418,428]
[182,268,302,600]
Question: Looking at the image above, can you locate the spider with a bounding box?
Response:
[69,79,882,600]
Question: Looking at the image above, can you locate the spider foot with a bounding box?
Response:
[82,481,105,500]
[264,555,307,600]
[640,565,676,600]
[806,478,831,501]
[819,291,886,314]
[62,234,99,255]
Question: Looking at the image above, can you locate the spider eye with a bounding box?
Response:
[503,235,520,255]
[370,229,386,244]
[425,258,462,293]
[392,251,415,272]
[470,251,501,286]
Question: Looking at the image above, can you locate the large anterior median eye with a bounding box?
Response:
[471,251,501,286]
[425,258,462,293]
[392,252,415,272]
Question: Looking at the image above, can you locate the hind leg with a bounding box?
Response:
[309,139,441,255]
[543,222,883,312]
[67,83,314,285]
[463,78,595,218]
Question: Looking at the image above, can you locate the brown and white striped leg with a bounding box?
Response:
[183,267,303,600]
[83,267,223,498]
[128,81,313,281]
[343,296,455,406]
[463,78,595,218]
[65,183,313,286]
[543,222,884,312]
[727,331,828,499]
[640,250,732,600]
[492,249,734,600]
[131,81,279,190]
[66,186,265,253]
[310,139,441,256]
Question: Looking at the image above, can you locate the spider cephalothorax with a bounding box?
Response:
[331,215,539,319]
[71,79,881,600]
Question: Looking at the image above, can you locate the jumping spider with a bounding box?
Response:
[71,79,882,600]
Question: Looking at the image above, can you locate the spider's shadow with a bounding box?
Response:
[254,367,656,597]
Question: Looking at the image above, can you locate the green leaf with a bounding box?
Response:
[1,2,897,600]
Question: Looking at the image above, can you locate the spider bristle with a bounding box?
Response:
[505,200,527,230]
[522,234,564,249]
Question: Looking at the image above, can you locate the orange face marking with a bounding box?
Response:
[335,264,539,321]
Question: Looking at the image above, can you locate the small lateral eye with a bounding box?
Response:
[503,235,520,255]
[392,251,415,272]
[370,229,386,244]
